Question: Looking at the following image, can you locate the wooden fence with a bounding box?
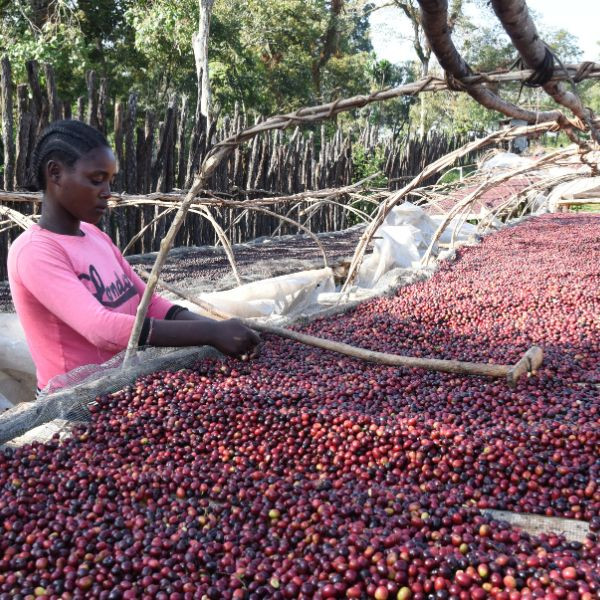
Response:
[0,57,474,279]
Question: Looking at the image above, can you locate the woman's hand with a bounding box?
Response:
[148,314,260,359]
[209,318,261,359]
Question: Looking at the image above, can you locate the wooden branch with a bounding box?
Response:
[490,0,600,144]
[122,207,176,255]
[340,121,559,292]
[120,48,598,362]
[194,204,243,286]
[478,173,581,233]
[415,0,567,126]
[204,202,329,268]
[123,145,238,364]
[421,146,576,265]
[139,269,543,386]
[207,64,600,165]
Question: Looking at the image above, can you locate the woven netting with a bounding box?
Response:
[0,345,221,445]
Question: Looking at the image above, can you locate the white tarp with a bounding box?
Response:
[173,268,336,320]
[0,313,37,407]
[480,152,535,171]
[547,177,600,212]
[357,202,477,288]
[164,203,478,323]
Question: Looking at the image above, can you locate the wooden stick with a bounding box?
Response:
[138,270,543,386]
[421,146,576,265]
[506,346,544,387]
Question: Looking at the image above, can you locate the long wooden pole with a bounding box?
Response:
[138,269,543,386]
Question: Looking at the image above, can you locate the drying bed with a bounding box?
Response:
[427,177,540,214]
[0,214,598,600]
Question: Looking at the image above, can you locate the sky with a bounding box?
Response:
[370,0,599,65]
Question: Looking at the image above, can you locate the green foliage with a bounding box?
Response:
[0,0,376,117]
[124,0,376,114]
[0,0,595,140]
[352,143,387,186]
[347,143,387,224]
[437,164,476,185]
[571,204,600,213]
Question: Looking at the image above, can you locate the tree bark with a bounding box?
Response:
[113,101,124,191]
[29,0,51,29]
[416,0,564,124]
[1,56,15,191]
[15,84,32,189]
[125,93,138,192]
[97,78,109,135]
[312,0,344,97]
[43,63,61,122]
[86,70,99,129]
[489,0,600,143]
[26,60,48,137]
[192,0,215,125]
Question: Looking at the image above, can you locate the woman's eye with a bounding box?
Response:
[91,178,104,185]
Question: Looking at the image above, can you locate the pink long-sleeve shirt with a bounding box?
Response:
[8,223,176,389]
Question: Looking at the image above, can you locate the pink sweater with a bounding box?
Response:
[8,223,175,389]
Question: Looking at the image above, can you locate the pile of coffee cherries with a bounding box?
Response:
[1,214,598,600]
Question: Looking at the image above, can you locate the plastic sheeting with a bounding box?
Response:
[169,268,336,320]
[0,314,37,408]
[161,202,479,324]
[480,152,535,171]
[357,202,477,289]
[547,176,600,212]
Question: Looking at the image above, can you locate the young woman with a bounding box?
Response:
[8,120,260,391]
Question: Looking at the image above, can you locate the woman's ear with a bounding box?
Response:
[46,160,63,187]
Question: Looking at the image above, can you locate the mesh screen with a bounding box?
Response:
[0,345,221,445]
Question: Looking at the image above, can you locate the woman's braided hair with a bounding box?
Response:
[27,120,109,192]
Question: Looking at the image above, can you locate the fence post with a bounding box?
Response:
[125,93,138,193]
[15,84,32,189]
[26,60,48,137]
[1,56,15,191]
[44,63,61,122]
[86,70,99,129]
[113,100,124,191]
[98,78,108,134]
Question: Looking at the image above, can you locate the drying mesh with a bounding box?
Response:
[0,345,221,445]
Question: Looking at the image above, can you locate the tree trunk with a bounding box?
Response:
[312,0,344,98]
[1,56,15,191]
[489,0,600,143]
[192,0,215,125]
[415,0,563,124]
[125,93,138,192]
[86,70,99,129]
[43,63,61,122]
[15,84,32,189]
[26,60,48,137]
[29,0,51,29]
[418,59,429,136]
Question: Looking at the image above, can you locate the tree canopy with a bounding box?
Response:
[0,0,597,136]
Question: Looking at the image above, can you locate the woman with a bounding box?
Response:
[8,120,259,391]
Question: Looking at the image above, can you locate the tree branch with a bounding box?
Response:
[489,0,600,144]
[415,0,572,125]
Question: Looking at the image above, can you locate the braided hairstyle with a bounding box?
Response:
[27,120,110,192]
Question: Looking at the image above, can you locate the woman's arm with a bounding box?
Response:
[149,316,261,358]
[15,239,259,358]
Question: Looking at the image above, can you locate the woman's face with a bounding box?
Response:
[51,146,117,225]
